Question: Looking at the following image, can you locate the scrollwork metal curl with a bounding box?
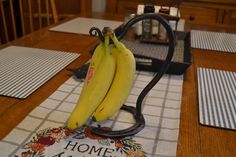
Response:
[89,27,104,41]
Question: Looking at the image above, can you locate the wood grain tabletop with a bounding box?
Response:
[0,12,236,157]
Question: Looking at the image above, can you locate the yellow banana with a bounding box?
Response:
[78,41,105,99]
[93,34,136,122]
[67,35,116,129]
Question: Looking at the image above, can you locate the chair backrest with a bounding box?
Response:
[0,0,58,44]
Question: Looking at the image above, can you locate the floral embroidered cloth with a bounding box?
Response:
[0,71,183,157]
[19,126,146,157]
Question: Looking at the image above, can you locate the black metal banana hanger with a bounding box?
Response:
[89,13,175,138]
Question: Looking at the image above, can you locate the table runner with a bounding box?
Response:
[50,17,123,35]
[0,46,80,99]
[191,30,236,53]
[197,67,236,130]
[0,71,183,157]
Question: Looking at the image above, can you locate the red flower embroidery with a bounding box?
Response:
[20,126,146,157]
[126,150,146,157]
[64,129,74,136]
[28,143,45,153]
[115,140,123,148]
[51,128,61,133]
[21,151,31,157]
[36,136,55,146]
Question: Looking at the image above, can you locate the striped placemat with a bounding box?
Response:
[191,30,236,53]
[0,71,183,157]
[50,17,123,35]
[197,67,236,130]
[0,46,80,99]
[122,39,185,63]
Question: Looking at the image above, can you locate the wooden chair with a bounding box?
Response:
[0,0,59,44]
[80,0,92,16]
[50,0,92,19]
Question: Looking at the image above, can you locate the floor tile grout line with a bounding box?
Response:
[151,75,174,156]
[110,120,180,130]
[126,97,182,104]
[20,115,67,126]
[1,139,23,146]
[142,103,181,109]
[134,134,178,142]
[144,104,181,110]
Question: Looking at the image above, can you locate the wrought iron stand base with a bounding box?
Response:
[89,13,175,139]
[91,105,145,138]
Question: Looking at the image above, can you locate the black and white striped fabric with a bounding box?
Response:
[0,46,80,99]
[122,39,185,63]
[191,30,236,53]
[197,67,236,130]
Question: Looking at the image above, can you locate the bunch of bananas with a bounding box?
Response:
[67,29,136,130]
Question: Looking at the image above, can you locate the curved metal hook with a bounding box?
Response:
[89,27,104,41]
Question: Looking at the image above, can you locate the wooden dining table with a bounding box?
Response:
[0,12,236,157]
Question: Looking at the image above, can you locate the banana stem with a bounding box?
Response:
[104,35,109,55]
[103,27,113,55]
[102,27,113,36]
[110,34,125,51]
